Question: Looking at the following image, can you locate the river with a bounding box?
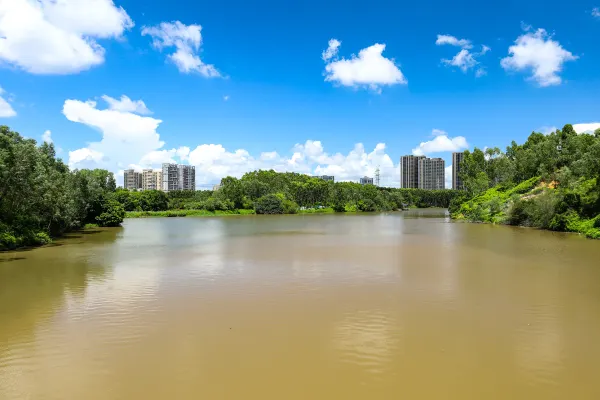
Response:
[1,210,600,399]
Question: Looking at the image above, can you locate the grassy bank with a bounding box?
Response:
[451,177,600,239]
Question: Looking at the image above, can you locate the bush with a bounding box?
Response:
[96,199,126,227]
[255,194,284,214]
[0,232,17,250]
[282,199,299,214]
[357,199,376,212]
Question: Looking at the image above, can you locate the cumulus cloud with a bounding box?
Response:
[42,130,52,143]
[445,165,452,189]
[501,28,577,87]
[412,131,468,156]
[101,95,151,115]
[573,123,600,134]
[181,140,397,187]
[141,21,219,77]
[63,96,401,186]
[436,34,472,49]
[437,34,489,75]
[323,39,407,91]
[64,95,166,171]
[0,0,133,74]
[0,87,16,117]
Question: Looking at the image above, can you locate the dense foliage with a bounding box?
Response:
[119,170,460,216]
[0,126,125,250]
[451,124,600,239]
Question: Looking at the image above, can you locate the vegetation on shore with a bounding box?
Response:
[1,126,125,250]
[1,125,459,250]
[450,124,600,239]
[119,170,460,218]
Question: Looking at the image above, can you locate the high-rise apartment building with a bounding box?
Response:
[317,175,335,182]
[418,157,445,190]
[400,155,425,188]
[161,163,195,192]
[360,176,374,185]
[142,169,162,191]
[123,169,142,190]
[452,152,465,190]
[178,164,196,191]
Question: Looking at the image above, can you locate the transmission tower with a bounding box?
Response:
[375,165,381,187]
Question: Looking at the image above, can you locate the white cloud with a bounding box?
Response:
[141,21,219,77]
[443,49,478,72]
[153,140,398,187]
[322,38,341,61]
[592,7,600,18]
[68,148,104,170]
[223,95,229,101]
[0,87,16,117]
[501,28,577,87]
[101,95,151,115]
[431,129,447,136]
[445,165,452,189]
[437,33,490,74]
[412,134,468,156]
[42,130,52,143]
[64,95,165,171]
[573,123,600,134]
[323,40,407,91]
[0,0,133,74]
[435,34,472,49]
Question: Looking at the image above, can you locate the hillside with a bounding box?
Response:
[449,124,600,239]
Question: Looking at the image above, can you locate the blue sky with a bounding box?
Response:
[1,0,599,187]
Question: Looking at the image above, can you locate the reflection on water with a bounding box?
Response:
[2,213,600,399]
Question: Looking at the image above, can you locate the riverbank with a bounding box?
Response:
[450,177,600,239]
[125,207,338,218]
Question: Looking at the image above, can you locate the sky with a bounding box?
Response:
[1,0,599,188]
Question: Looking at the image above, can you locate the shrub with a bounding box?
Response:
[282,199,299,214]
[96,199,126,227]
[0,232,17,250]
[255,194,284,214]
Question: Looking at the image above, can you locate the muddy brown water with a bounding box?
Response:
[1,210,600,399]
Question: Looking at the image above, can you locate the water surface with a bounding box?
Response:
[1,211,600,399]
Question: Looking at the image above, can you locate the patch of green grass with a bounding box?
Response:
[298,207,335,214]
[83,223,99,229]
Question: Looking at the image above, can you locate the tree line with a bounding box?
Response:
[451,124,600,238]
[1,125,460,250]
[116,170,460,215]
[1,126,125,250]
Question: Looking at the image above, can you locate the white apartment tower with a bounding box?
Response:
[161,163,195,192]
[142,169,163,191]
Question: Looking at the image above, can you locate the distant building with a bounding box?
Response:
[400,155,425,188]
[123,169,142,190]
[360,176,374,185]
[418,157,445,190]
[317,175,335,182]
[178,164,195,191]
[161,163,195,192]
[452,152,465,190]
[142,169,162,191]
